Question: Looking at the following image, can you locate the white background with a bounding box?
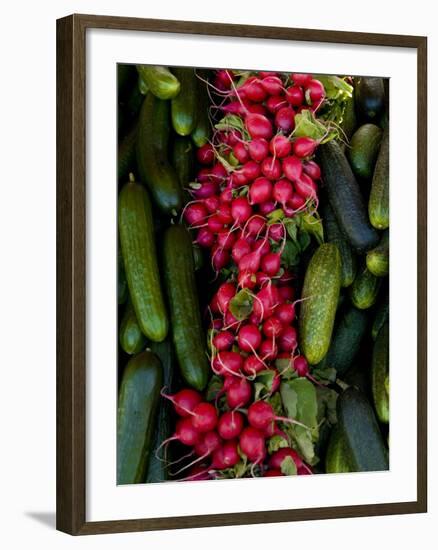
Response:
[0,0,435,548]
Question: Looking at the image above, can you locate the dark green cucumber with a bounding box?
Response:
[366,229,389,277]
[316,305,368,376]
[192,244,204,271]
[138,73,149,95]
[171,68,198,136]
[120,300,147,355]
[118,122,137,181]
[325,425,353,473]
[191,77,210,147]
[117,351,162,484]
[136,65,180,100]
[163,225,209,390]
[371,321,389,424]
[340,88,357,141]
[118,176,168,341]
[348,123,383,180]
[299,243,342,365]
[318,140,379,253]
[322,201,357,287]
[146,338,175,483]
[337,387,388,471]
[372,301,389,341]
[355,77,385,122]
[172,136,195,191]
[350,265,382,310]
[136,94,183,215]
[369,129,389,230]
[343,363,369,395]
[118,245,128,305]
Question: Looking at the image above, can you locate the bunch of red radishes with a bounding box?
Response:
[173,71,326,479]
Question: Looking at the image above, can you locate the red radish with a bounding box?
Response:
[168,417,200,447]
[239,426,266,463]
[269,135,292,158]
[231,197,252,225]
[210,318,222,331]
[274,302,296,324]
[221,101,246,115]
[204,195,220,214]
[293,355,309,377]
[261,252,281,276]
[224,309,240,331]
[248,138,269,162]
[244,79,267,102]
[186,464,211,481]
[193,181,218,199]
[303,160,321,180]
[238,249,262,274]
[212,351,243,377]
[248,400,304,434]
[233,142,249,164]
[210,163,228,183]
[211,245,230,271]
[227,377,252,408]
[216,69,233,89]
[285,85,304,106]
[197,167,212,183]
[184,203,208,226]
[243,355,266,376]
[246,113,273,140]
[209,294,220,315]
[256,271,271,287]
[282,156,303,181]
[262,316,283,338]
[192,402,218,432]
[238,270,257,289]
[253,286,280,321]
[216,282,236,313]
[278,326,297,352]
[275,106,295,133]
[259,339,278,360]
[264,469,282,477]
[292,73,312,86]
[220,187,233,204]
[196,227,215,248]
[213,330,234,351]
[268,447,303,470]
[298,465,313,475]
[216,203,233,224]
[278,269,294,284]
[218,411,244,440]
[260,75,283,95]
[258,71,278,79]
[248,177,273,205]
[241,160,261,181]
[288,193,306,210]
[230,170,248,188]
[295,173,317,200]
[225,130,241,147]
[197,143,215,165]
[207,215,225,233]
[232,238,252,264]
[273,178,294,205]
[266,95,288,113]
[237,324,262,352]
[268,223,286,242]
[246,103,268,116]
[216,230,236,250]
[261,157,282,180]
[277,285,294,301]
[306,79,325,103]
[259,201,277,216]
[293,137,317,158]
[165,388,202,417]
[212,440,240,469]
[245,215,265,237]
[194,430,221,457]
[253,238,271,256]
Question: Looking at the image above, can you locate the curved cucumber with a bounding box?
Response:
[299,243,342,365]
[348,123,383,180]
[136,94,183,215]
[325,425,353,473]
[322,201,357,288]
[117,351,162,484]
[191,77,211,147]
[371,321,389,424]
[366,229,389,277]
[318,140,379,253]
[118,176,168,341]
[120,300,147,355]
[136,65,180,100]
[172,136,195,191]
[171,68,198,136]
[369,129,389,230]
[340,89,357,141]
[163,225,209,390]
[350,265,382,310]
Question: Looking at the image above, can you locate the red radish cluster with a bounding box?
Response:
[174,70,326,480]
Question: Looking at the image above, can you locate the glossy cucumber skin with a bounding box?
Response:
[341,89,357,141]
[322,201,357,288]
[118,179,168,342]
[299,243,342,365]
[191,78,210,147]
[366,229,389,277]
[337,387,388,472]
[136,65,180,100]
[318,140,379,253]
[117,351,162,484]
[136,93,183,215]
[119,300,147,355]
[172,136,195,191]
[171,68,198,136]
[317,306,368,376]
[163,225,209,390]
[369,129,389,230]
[355,77,385,122]
[348,123,383,180]
[349,265,382,310]
[371,322,389,424]
[118,245,128,305]
[325,425,353,473]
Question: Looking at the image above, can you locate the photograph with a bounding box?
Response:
[116,65,390,484]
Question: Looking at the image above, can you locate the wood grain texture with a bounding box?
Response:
[56,13,427,535]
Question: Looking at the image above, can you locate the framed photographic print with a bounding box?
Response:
[56,14,427,535]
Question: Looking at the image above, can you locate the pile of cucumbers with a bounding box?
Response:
[117,65,210,484]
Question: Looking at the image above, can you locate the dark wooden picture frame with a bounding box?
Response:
[56,13,427,536]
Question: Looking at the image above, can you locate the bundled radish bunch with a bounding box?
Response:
[174,70,328,479]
